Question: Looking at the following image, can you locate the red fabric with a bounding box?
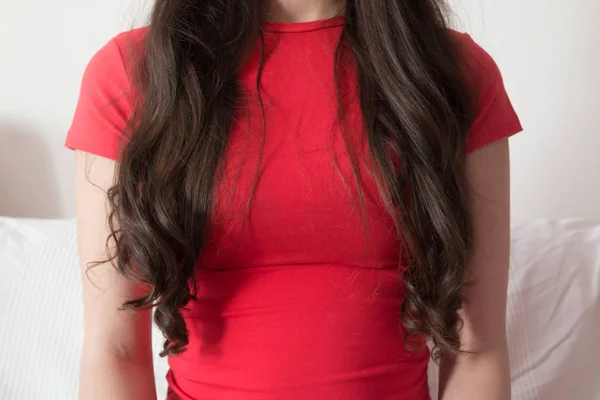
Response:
[66,17,522,400]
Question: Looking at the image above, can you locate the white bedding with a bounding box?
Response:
[1,217,599,400]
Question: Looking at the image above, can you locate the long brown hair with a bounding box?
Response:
[105,0,476,359]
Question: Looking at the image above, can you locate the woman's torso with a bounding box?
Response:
[66,10,521,398]
[164,17,431,400]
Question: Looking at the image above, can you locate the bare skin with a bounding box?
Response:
[439,138,512,400]
[76,152,156,400]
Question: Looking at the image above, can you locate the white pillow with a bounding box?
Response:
[0,218,83,400]
[0,218,168,400]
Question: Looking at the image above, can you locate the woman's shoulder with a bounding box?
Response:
[113,26,150,58]
[77,27,149,109]
[447,30,523,152]
[77,26,151,102]
[448,29,500,78]
[90,27,149,76]
[65,27,149,160]
[115,26,150,43]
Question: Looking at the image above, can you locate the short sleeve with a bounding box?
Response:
[461,34,523,153]
[65,36,135,160]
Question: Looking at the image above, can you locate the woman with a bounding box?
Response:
[66,0,522,399]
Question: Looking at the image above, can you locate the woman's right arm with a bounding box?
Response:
[75,151,157,400]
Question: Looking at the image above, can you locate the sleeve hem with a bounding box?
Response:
[64,133,120,161]
[466,121,524,153]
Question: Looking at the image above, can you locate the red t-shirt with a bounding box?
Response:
[66,17,522,400]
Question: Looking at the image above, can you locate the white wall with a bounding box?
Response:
[451,0,600,220]
[1,0,598,220]
[0,1,149,218]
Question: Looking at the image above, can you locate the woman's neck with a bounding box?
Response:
[267,0,345,23]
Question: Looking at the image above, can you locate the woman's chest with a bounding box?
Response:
[201,88,400,270]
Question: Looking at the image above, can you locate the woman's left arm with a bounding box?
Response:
[438,138,512,400]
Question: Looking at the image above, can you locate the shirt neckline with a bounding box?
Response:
[262,16,345,33]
